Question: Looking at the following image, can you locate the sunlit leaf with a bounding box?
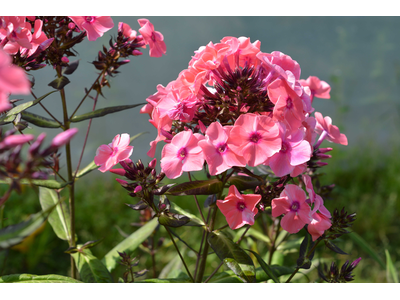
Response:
[0,274,82,283]
[349,232,385,269]
[208,231,255,283]
[169,201,204,226]
[39,187,71,241]
[228,175,261,191]
[71,247,113,283]
[21,111,61,128]
[385,249,399,283]
[48,76,70,90]
[102,218,158,272]
[247,249,279,283]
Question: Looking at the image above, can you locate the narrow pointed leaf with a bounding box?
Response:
[246,249,279,283]
[0,205,55,250]
[70,104,145,123]
[208,231,256,283]
[166,179,223,196]
[0,178,69,189]
[48,76,70,90]
[39,187,71,241]
[158,212,190,228]
[71,248,113,283]
[102,217,158,272]
[349,232,385,269]
[21,111,61,128]
[170,202,204,226]
[126,201,148,211]
[324,240,347,255]
[62,60,80,75]
[75,132,147,178]
[138,278,192,283]
[297,231,315,269]
[0,91,57,124]
[228,175,261,191]
[0,274,82,283]
[385,249,399,283]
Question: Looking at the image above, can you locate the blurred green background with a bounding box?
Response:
[1,16,399,282]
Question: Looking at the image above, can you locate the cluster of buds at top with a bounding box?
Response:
[318,257,362,283]
[92,24,145,79]
[324,207,356,240]
[118,251,147,283]
[113,158,165,207]
[0,127,78,206]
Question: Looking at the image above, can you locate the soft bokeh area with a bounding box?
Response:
[2,16,399,282]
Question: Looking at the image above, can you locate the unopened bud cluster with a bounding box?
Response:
[318,257,362,283]
[325,207,356,240]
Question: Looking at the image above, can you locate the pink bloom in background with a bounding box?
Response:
[51,128,79,147]
[1,134,34,147]
[156,90,197,122]
[94,133,133,173]
[198,122,246,176]
[314,111,348,146]
[138,19,166,57]
[299,76,331,100]
[69,16,114,41]
[217,185,261,230]
[267,125,312,177]
[303,174,331,218]
[0,48,30,112]
[307,212,332,241]
[228,113,281,167]
[160,130,204,179]
[118,22,137,41]
[271,184,312,234]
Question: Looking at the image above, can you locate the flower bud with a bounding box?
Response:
[61,56,69,63]
[109,168,126,176]
[148,158,157,169]
[2,134,34,148]
[115,178,129,187]
[68,22,76,30]
[51,128,78,147]
[134,185,142,193]
[29,133,46,156]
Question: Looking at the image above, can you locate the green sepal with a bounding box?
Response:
[48,76,70,90]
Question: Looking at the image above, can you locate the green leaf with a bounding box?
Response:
[158,249,186,279]
[0,91,57,124]
[126,201,148,211]
[0,274,82,283]
[62,59,80,75]
[39,187,71,241]
[233,227,271,245]
[297,231,315,269]
[158,212,190,228]
[70,104,145,123]
[256,265,294,282]
[0,178,69,189]
[166,179,223,196]
[207,231,256,283]
[0,205,55,250]
[385,249,399,283]
[169,201,204,226]
[349,232,385,269]
[228,175,261,191]
[324,240,347,255]
[71,247,113,283]
[75,132,147,179]
[247,249,279,283]
[21,111,61,128]
[138,278,192,283]
[102,218,158,272]
[48,76,70,90]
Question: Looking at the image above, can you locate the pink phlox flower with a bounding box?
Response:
[141,82,174,117]
[299,76,331,101]
[216,185,261,230]
[267,78,306,130]
[271,184,312,234]
[302,116,317,145]
[198,122,246,176]
[138,18,166,57]
[147,108,172,157]
[303,174,331,218]
[0,17,32,50]
[24,19,49,57]
[94,133,134,173]
[0,48,30,112]
[219,36,261,68]
[307,212,331,241]
[69,16,114,41]
[267,124,312,177]
[156,90,197,122]
[118,22,137,41]
[300,85,313,114]
[189,41,228,73]
[314,111,348,146]
[228,113,281,167]
[160,130,205,179]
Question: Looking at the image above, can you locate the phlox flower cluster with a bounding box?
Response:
[142,36,347,180]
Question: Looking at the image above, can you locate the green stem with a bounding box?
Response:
[0,205,4,229]
[268,218,280,265]
[193,207,211,281]
[164,225,194,282]
[204,261,224,283]
[285,239,321,283]
[57,67,76,279]
[188,172,208,228]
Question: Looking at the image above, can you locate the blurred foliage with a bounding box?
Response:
[0,140,399,282]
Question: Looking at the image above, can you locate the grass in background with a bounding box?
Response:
[1,140,399,282]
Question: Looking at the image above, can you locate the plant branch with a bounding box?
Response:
[188,172,208,229]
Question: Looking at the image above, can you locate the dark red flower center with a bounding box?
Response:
[216,142,228,154]
[237,201,246,211]
[280,141,289,153]
[290,201,300,212]
[85,16,95,23]
[177,147,187,160]
[249,131,262,144]
[286,97,293,109]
